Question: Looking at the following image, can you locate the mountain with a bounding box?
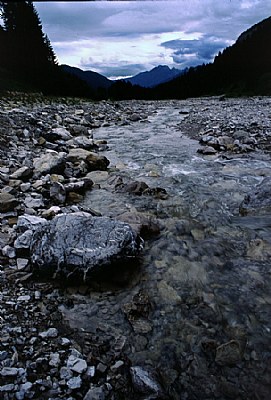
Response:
[153,16,271,98]
[61,65,112,90]
[125,65,183,88]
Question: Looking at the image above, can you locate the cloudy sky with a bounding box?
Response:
[34,1,271,79]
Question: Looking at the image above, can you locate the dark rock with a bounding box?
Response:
[30,212,143,281]
[116,180,149,195]
[130,366,164,397]
[86,152,109,171]
[0,191,18,212]
[215,340,242,366]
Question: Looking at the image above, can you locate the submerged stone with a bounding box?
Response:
[30,212,143,281]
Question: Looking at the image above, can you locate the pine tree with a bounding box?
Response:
[0,1,57,73]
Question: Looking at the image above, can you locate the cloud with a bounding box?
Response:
[161,35,231,68]
[34,0,271,78]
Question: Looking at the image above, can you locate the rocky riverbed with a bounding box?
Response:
[0,92,271,399]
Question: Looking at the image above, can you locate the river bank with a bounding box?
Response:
[0,93,271,399]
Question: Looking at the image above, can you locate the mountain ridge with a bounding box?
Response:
[124,65,183,88]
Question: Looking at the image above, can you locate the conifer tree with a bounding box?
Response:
[0,1,57,73]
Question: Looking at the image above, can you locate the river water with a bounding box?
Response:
[61,100,271,399]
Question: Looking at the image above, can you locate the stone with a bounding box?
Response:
[60,366,73,380]
[2,245,16,258]
[130,366,163,396]
[67,355,87,374]
[50,181,66,204]
[33,151,66,175]
[0,384,15,392]
[20,182,31,192]
[86,152,110,171]
[0,191,18,212]
[110,360,124,372]
[215,340,242,366]
[83,387,105,400]
[49,352,61,367]
[16,258,29,270]
[67,376,82,390]
[67,136,94,150]
[69,124,89,136]
[30,212,143,282]
[39,328,58,339]
[24,195,44,209]
[0,367,19,376]
[197,146,217,155]
[10,166,33,181]
[14,230,33,250]
[67,148,109,171]
[67,148,92,162]
[16,215,47,232]
[50,127,72,141]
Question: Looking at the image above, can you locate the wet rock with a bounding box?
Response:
[197,145,217,155]
[0,191,18,212]
[121,180,149,195]
[239,178,271,215]
[117,211,160,237]
[30,212,143,281]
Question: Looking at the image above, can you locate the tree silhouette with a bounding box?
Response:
[0,1,57,73]
[0,1,93,97]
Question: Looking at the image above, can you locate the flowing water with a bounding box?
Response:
[61,101,271,399]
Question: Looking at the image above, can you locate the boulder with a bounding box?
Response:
[33,151,66,175]
[30,212,143,281]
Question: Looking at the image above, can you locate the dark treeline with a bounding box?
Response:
[0,1,93,97]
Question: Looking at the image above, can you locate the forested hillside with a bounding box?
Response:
[153,16,271,98]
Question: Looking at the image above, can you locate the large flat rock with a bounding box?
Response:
[30,212,143,281]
